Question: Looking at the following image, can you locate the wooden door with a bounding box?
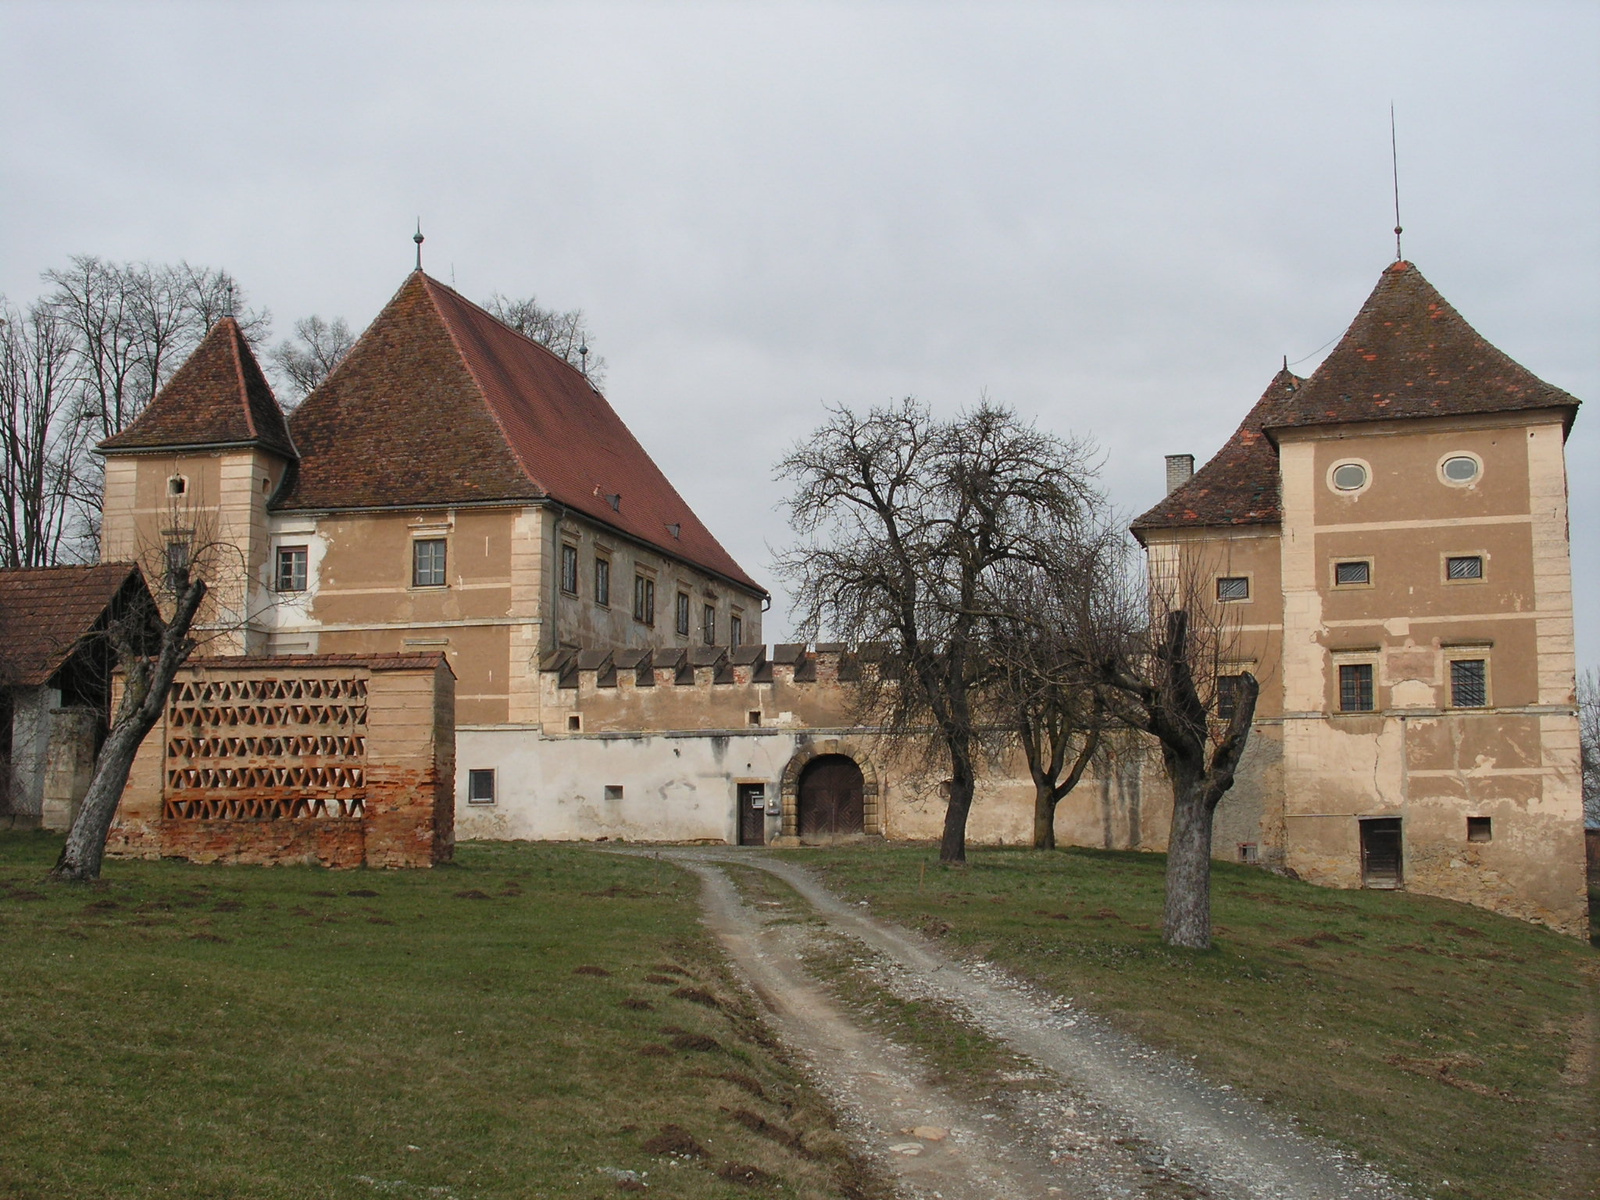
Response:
[737,784,766,846]
[797,756,864,839]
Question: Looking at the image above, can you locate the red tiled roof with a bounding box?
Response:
[1131,368,1301,539]
[1264,261,1581,435]
[0,563,146,687]
[99,318,295,457]
[279,272,763,594]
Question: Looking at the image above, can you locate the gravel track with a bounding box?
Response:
[639,847,1413,1200]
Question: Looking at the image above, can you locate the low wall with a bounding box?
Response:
[109,653,454,869]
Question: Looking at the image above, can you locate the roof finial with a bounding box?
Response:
[579,342,589,377]
[414,221,425,272]
[1390,103,1403,262]
[1282,354,1288,372]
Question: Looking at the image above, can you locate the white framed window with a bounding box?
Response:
[1216,576,1250,602]
[276,545,309,592]
[1332,558,1372,588]
[1438,452,1483,487]
[1327,459,1371,494]
[467,769,496,805]
[413,538,447,588]
[1444,554,1484,582]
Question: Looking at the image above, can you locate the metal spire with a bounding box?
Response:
[1390,104,1403,261]
[414,221,425,271]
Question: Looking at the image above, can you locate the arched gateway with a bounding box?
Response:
[796,755,865,839]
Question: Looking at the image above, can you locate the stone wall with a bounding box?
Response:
[108,653,454,869]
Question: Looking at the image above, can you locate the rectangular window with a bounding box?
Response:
[413,538,446,587]
[1334,560,1371,586]
[1446,555,1483,581]
[1338,663,1375,712]
[1216,576,1249,602]
[1237,843,1258,864]
[1216,673,1244,721]
[1449,659,1487,708]
[560,543,578,595]
[676,591,691,636]
[604,784,624,802]
[164,536,192,589]
[1466,816,1492,843]
[594,557,610,607]
[702,604,716,645]
[276,545,308,593]
[467,769,496,805]
[633,575,655,625]
[730,614,743,646]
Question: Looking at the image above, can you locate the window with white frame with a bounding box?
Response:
[413,538,446,588]
[276,545,308,593]
[467,769,496,805]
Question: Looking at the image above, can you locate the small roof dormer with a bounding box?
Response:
[98,317,295,459]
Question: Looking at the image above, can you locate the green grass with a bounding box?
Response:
[0,833,891,1200]
[774,843,1600,1200]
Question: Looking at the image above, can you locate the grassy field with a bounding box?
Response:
[775,843,1600,1200]
[0,833,891,1200]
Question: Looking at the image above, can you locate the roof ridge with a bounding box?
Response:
[417,275,554,498]
[423,274,591,381]
[223,318,258,441]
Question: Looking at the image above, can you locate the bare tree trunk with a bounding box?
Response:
[940,744,975,864]
[1162,766,1213,949]
[49,577,205,883]
[1033,780,1058,850]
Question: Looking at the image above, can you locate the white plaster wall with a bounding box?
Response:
[454,726,801,843]
[8,686,57,817]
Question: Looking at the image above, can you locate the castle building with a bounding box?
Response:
[1133,260,1585,932]
[92,258,1588,934]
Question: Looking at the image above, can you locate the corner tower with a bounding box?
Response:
[98,317,296,654]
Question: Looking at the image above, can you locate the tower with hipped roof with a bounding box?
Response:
[1135,259,1585,933]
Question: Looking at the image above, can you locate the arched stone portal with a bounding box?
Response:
[779,740,880,839]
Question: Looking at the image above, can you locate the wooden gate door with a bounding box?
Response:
[797,756,864,839]
[737,783,766,845]
[1360,818,1403,888]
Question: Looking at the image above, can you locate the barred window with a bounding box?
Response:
[633,575,655,625]
[1450,659,1487,708]
[1217,576,1249,602]
[1446,555,1483,581]
[413,539,446,588]
[560,543,578,595]
[1334,560,1371,586]
[1217,674,1245,721]
[1338,663,1374,712]
[276,545,308,593]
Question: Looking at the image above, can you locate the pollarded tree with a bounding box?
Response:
[777,399,1102,864]
[1078,546,1260,949]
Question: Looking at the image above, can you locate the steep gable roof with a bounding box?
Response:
[1264,261,1580,435]
[0,563,147,688]
[99,318,295,457]
[1131,368,1301,540]
[279,272,762,594]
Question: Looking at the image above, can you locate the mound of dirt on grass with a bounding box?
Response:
[671,1033,721,1052]
[643,1124,705,1157]
[573,964,613,977]
[716,1161,776,1185]
[454,889,491,900]
[621,997,654,1011]
[671,985,720,1007]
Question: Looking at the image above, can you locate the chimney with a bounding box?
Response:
[1165,454,1195,495]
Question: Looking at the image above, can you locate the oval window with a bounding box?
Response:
[1442,455,1480,484]
[1331,463,1368,491]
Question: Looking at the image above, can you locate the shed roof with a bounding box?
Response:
[279,272,763,594]
[99,318,295,458]
[0,563,146,687]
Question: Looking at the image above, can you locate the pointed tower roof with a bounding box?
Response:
[1131,367,1302,540]
[1264,261,1580,436]
[279,272,763,594]
[99,317,295,457]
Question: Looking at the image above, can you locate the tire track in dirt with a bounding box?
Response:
[647,847,1410,1200]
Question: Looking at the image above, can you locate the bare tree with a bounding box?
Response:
[483,292,606,386]
[269,315,355,402]
[778,398,1101,864]
[1079,547,1260,949]
[1580,667,1599,829]
[0,299,87,567]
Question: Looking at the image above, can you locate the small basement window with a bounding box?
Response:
[747,710,762,727]
[1446,555,1483,581]
[1467,816,1492,843]
[604,784,624,802]
[566,714,582,732]
[1237,843,1258,864]
[467,769,496,805]
[1216,576,1249,602]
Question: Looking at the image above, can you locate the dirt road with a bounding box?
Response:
[646,847,1411,1200]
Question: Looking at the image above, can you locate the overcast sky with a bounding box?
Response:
[3,1,1596,665]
